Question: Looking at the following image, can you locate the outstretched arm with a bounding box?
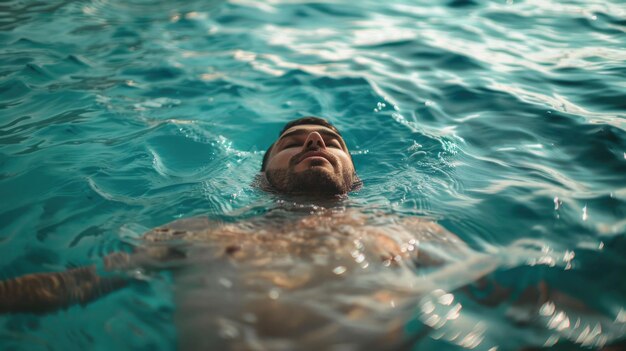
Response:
[0,217,199,315]
[0,265,127,314]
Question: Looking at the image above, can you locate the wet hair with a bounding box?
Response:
[260,116,342,171]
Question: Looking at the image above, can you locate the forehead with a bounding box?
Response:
[279,124,340,138]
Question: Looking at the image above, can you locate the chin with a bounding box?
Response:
[265,167,352,195]
[291,168,346,194]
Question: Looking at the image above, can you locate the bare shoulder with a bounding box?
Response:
[138,209,470,266]
[347,211,472,267]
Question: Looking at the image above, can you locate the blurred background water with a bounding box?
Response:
[1,0,625,350]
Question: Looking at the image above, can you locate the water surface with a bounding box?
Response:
[1,0,625,350]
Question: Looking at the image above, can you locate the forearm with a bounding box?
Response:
[0,265,127,314]
[0,245,184,315]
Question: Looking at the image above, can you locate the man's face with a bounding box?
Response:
[264,125,357,195]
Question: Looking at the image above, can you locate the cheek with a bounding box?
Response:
[334,152,354,171]
[267,150,298,170]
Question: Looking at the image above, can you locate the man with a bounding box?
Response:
[0,117,616,350]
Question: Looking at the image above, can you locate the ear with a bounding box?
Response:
[261,143,275,171]
[350,173,363,192]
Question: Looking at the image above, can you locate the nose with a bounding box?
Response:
[303,131,326,150]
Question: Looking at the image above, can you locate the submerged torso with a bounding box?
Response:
[138,207,479,351]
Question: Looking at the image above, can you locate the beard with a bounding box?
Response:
[265,166,354,195]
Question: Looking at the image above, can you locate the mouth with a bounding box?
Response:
[296,151,334,165]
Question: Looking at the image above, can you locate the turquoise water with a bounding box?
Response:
[1,0,626,349]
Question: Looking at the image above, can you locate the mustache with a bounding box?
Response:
[289,148,338,167]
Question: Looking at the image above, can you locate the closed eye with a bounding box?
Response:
[328,140,342,148]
